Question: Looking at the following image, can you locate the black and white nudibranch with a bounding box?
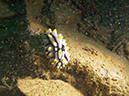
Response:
[39,28,70,69]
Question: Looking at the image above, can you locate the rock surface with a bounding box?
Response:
[18,78,83,96]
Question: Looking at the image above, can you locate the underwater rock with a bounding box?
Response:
[18,78,83,96]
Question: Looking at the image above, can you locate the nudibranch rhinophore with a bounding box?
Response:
[39,28,70,69]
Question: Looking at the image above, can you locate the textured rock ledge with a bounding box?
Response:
[18,78,83,96]
[16,23,129,96]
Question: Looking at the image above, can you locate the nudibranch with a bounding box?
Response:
[39,28,70,69]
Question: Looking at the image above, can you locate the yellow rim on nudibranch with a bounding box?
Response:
[55,48,57,51]
[64,59,66,61]
[54,59,56,62]
[48,34,50,36]
[54,59,58,64]
[53,29,57,31]
[58,63,61,66]
[58,36,62,39]
[59,52,62,55]
[65,47,68,49]
[53,42,56,45]
[48,47,51,50]
[62,60,64,63]
[46,28,51,32]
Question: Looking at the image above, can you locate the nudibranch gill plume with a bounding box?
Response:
[39,28,70,69]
